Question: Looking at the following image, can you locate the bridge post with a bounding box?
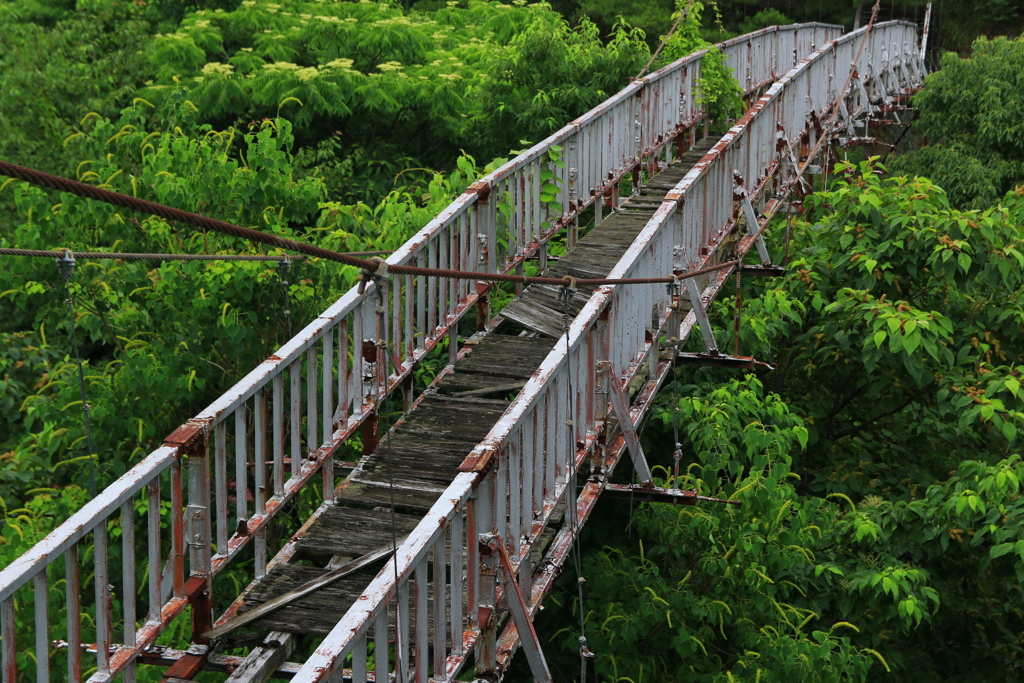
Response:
[477,187,493,333]
[361,340,379,456]
[592,308,611,475]
[184,423,214,644]
[473,476,498,678]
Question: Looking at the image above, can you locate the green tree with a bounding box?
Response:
[140,0,649,203]
[892,35,1024,208]
[0,1,155,176]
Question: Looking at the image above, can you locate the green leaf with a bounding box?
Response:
[990,542,1015,558]
[957,252,972,272]
[1002,421,1018,442]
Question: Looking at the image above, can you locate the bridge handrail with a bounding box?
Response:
[293,20,923,683]
[0,22,843,683]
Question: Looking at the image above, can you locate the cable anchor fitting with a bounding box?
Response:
[357,256,389,303]
[56,248,75,281]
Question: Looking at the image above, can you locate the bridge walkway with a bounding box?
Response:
[225,137,718,646]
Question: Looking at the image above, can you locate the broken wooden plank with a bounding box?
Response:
[205,539,407,640]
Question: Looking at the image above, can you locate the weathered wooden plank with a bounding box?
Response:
[454,335,555,379]
[238,565,371,635]
[295,508,421,562]
[336,480,442,513]
[436,372,529,396]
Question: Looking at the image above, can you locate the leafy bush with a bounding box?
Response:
[0,2,155,176]
[140,0,649,203]
[892,35,1024,208]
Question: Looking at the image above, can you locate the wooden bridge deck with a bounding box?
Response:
[226,137,717,647]
[502,136,715,337]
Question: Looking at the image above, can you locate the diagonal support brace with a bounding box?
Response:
[675,248,718,355]
[486,535,552,682]
[734,172,771,265]
[683,275,718,354]
[603,362,652,483]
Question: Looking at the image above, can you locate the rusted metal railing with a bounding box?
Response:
[0,22,849,683]
[292,21,924,683]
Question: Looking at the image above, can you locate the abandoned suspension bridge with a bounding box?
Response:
[0,15,929,683]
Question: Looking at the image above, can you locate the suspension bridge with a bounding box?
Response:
[0,15,929,683]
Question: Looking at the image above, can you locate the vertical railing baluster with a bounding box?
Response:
[255,389,266,512]
[1,595,15,683]
[404,274,414,362]
[450,509,464,658]
[432,535,447,678]
[94,519,110,675]
[508,432,521,560]
[352,634,368,683]
[496,444,508,551]
[121,499,137,683]
[449,220,458,320]
[396,580,410,683]
[255,388,267,578]
[338,319,349,429]
[322,333,334,504]
[415,253,426,349]
[322,331,333,444]
[465,494,477,636]
[147,481,161,624]
[273,374,284,496]
[474,476,496,677]
[353,310,364,416]
[427,242,437,338]
[387,272,399,371]
[65,544,81,682]
[541,394,554,507]
[170,457,185,599]
[290,360,301,479]
[374,609,389,683]
[414,557,428,682]
[306,345,318,455]
[520,425,534,559]
[34,570,49,682]
[235,405,248,528]
[215,422,228,554]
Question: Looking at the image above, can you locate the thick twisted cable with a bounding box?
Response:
[0,248,315,261]
[0,160,377,269]
[0,160,741,286]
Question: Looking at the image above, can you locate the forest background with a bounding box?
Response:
[1,0,1024,681]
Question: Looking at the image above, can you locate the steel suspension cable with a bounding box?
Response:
[0,248,317,261]
[0,161,380,268]
[1,158,738,288]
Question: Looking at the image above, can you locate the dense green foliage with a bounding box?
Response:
[142,0,649,202]
[0,2,155,176]
[892,35,1024,208]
